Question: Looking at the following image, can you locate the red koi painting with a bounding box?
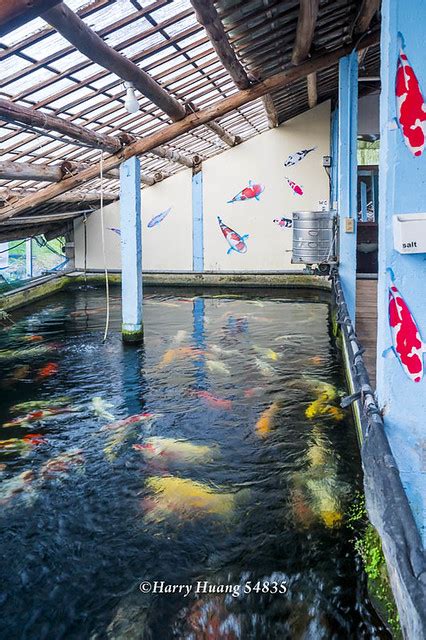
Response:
[387,268,426,382]
[396,38,426,156]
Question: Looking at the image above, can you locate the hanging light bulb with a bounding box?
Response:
[124,82,139,114]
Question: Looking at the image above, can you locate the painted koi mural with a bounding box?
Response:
[396,36,426,156]
[217,217,248,255]
[227,180,264,203]
[385,268,426,382]
[273,217,292,228]
[283,147,316,167]
[108,227,121,236]
[147,206,172,228]
[284,177,303,196]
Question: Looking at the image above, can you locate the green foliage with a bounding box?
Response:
[346,494,402,637]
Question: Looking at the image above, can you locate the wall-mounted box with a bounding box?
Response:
[393,213,426,253]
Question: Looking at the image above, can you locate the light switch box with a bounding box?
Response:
[344,217,355,233]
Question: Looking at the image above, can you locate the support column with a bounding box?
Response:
[192,169,204,272]
[120,156,143,343]
[337,53,358,323]
[377,0,426,544]
[25,238,32,278]
[330,109,339,209]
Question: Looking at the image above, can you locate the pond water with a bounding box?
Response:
[0,286,390,639]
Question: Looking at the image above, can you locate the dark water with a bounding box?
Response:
[0,286,389,639]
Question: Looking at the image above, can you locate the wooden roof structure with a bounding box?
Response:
[0,0,380,241]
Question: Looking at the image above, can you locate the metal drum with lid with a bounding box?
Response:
[292,210,337,265]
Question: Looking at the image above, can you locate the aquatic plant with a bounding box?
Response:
[346,494,402,638]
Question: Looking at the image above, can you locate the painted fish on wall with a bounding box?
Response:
[273,217,292,228]
[285,177,303,196]
[384,267,426,382]
[227,180,264,203]
[147,206,172,228]
[217,217,248,255]
[283,147,316,167]
[108,227,121,236]
[396,35,426,156]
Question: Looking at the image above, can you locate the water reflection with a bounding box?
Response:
[0,287,390,639]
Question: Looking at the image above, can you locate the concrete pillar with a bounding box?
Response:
[192,169,204,272]
[120,156,143,343]
[25,238,32,278]
[337,53,358,324]
[377,0,426,544]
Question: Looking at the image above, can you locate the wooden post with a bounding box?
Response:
[120,157,143,343]
[292,0,320,65]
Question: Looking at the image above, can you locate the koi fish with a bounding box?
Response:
[101,412,162,432]
[133,437,214,463]
[108,227,121,236]
[37,362,59,379]
[0,344,55,362]
[40,449,84,479]
[283,147,316,167]
[254,357,276,378]
[159,346,203,368]
[256,402,281,437]
[0,470,34,505]
[190,389,233,410]
[0,438,33,455]
[273,217,292,228]
[253,345,280,361]
[384,267,426,382]
[172,329,189,344]
[396,37,426,156]
[91,397,115,421]
[11,397,72,413]
[10,364,31,380]
[147,206,172,228]
[23,433,47,445]
[206,360,231,376]
[284,177,303,196]
[3,406,78,427]
[227,180,264,203]
[22,335,44,343]
[209,344,239,357]
[217,217,248,255]
[243,386,264,398]
[143,476,236,521]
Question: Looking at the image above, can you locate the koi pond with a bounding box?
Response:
[0,286,390,639]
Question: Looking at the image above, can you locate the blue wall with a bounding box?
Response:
[377,0,426,544]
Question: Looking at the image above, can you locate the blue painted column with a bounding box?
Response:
[330,109,339,209]
[192,169,204,272]
[120,156,143,343]
[377,0,426,545]
[337,53,358,324]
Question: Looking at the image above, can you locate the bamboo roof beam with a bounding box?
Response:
[205,121,241,147]
[42,2,187,122]
[292,0,320,65]
[307,72,318,108]
[0,160,63,182]
[0,98,123,154]
[0,190,118,204]
[0,30,379,221]
[354,0,380,34]
[189,0,251,90]
[0,0,61,37]
[0,212,85,226]
[261,95,279,128]
[149,146,200,168]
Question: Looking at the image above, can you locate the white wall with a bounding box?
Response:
[203,101,331,271]
[74,101,330,273]
[74,168,193,271]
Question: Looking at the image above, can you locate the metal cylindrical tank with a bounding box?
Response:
[292,210,337,265]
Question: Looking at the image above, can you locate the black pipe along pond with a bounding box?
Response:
[0,285,390,639]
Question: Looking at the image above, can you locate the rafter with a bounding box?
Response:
[0,0,61,37]
[307,72,318,108]
[292,0,320,65]
[0,189,118,205]
[42,2,187,121]
[354,0,380,34]
[0,212,84,226]
[205,121,241,147]
[261,95,279,128]
[189,0,251,90]
[0,29,380,222]
[0,98,123,154]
